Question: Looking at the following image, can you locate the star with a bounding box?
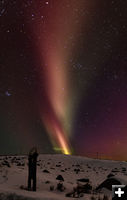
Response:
[5,91,12,97]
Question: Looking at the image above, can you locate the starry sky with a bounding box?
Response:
[0,0,127,160]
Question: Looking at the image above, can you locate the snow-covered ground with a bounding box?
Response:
[0,154,127,200]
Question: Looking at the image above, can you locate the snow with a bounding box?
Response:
[0,154,127,199]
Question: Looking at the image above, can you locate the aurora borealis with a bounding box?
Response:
[0,0,127,160]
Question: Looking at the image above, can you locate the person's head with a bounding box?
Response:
[29,147,38,155]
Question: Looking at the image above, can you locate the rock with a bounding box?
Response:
[17,162,24,167]
[74,168,80,174]
[77,178,89,183]
[50,167,55,170]
[45,181,50,184]
[112,168,120,173]
[75,164,80,167]
[56,175,64,181]
[66,183,91,198]
[43,169,50,173]
[76,183,92,193]
[57,182,65,192]
[20,185,27,190]
[50,185,54,191]
[107,173,115,178]
[56,164,61,167]
[2,160,10,168]
[96,178,121,191]
[122,167,126,172]
[103,195,109,200]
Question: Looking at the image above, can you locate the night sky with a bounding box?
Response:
[0,0,127,160]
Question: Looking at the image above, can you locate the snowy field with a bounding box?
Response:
[0,154,127,200]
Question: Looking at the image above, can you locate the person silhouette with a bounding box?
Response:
[28,147,38,191]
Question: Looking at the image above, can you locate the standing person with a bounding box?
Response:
[28,147,38,191]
